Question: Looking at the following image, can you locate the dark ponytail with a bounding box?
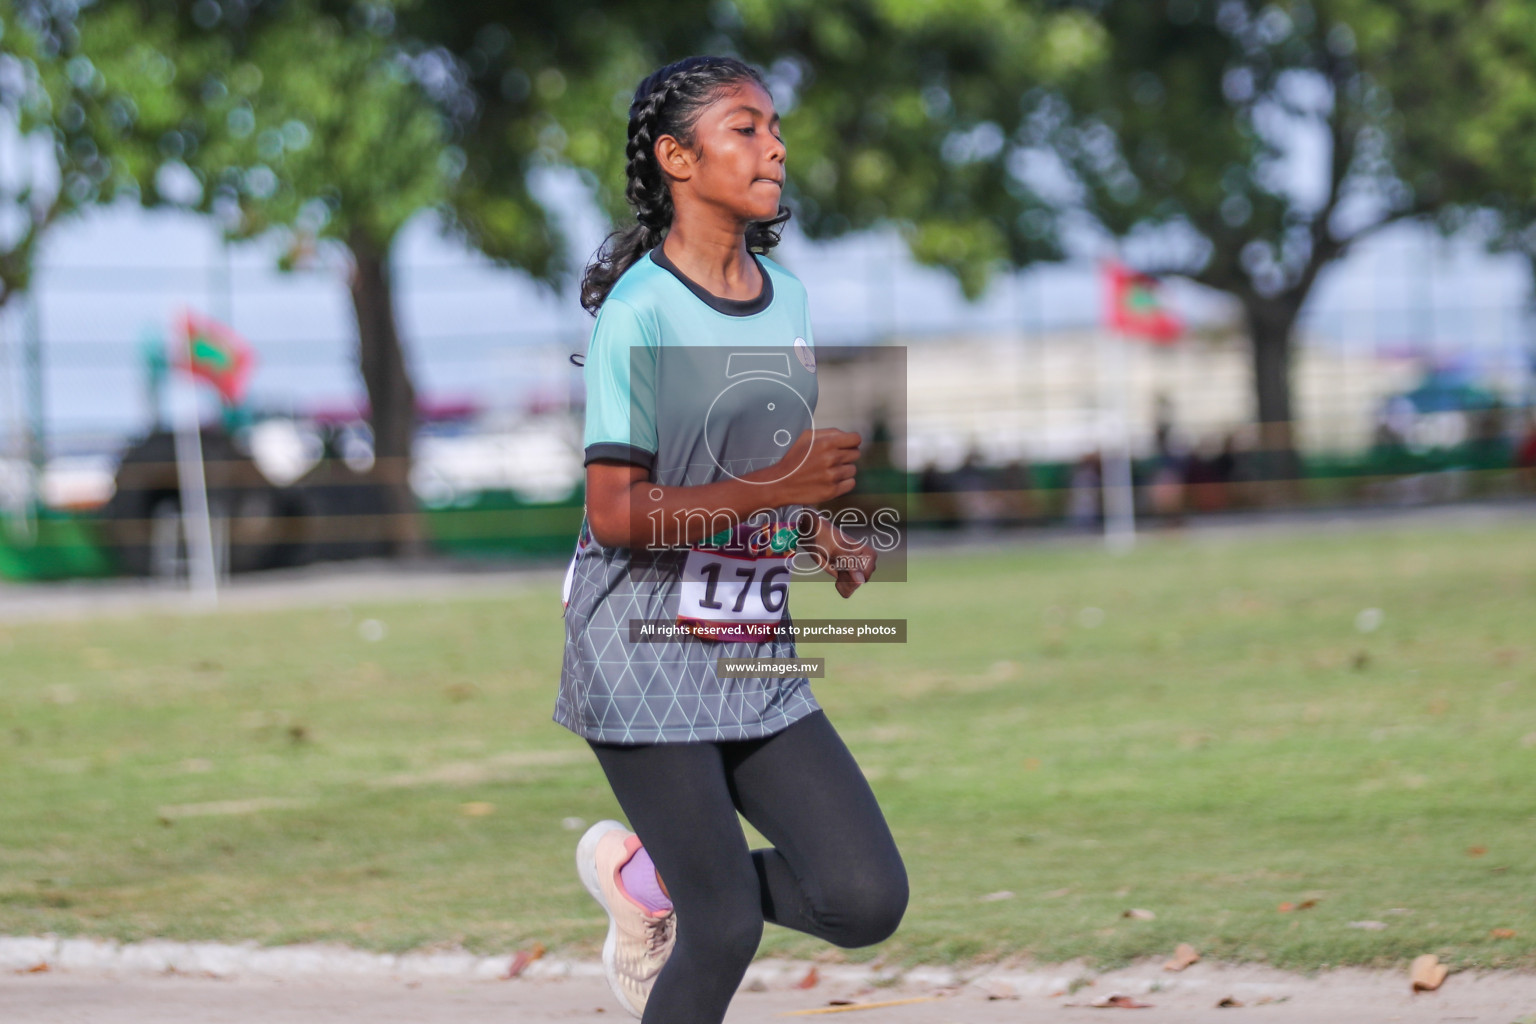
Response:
[579,55,791,317]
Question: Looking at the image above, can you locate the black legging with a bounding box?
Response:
[587,708,909,1024]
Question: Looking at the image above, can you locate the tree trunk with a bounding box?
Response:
[1243,296,1305,497]
[347,232,424,556]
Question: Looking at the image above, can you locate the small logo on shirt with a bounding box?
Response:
[794,337,816,373]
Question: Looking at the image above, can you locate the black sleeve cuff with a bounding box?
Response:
[583,443,657,471]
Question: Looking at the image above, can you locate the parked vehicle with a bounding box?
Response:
[96,428,391,577]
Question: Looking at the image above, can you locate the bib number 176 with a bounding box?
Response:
[678,549,790,635]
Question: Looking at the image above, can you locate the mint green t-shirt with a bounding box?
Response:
[554,246,824,744]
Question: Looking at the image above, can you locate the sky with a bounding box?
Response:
[1,168,1533,457]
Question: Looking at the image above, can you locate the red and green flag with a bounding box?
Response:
[175,308,255,404]
[1103,260,1183,344]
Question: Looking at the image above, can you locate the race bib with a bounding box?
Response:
[676,519,800,642]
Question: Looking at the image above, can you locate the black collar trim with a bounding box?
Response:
[648,244,773,316]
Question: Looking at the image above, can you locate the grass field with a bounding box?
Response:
[3,519,1535,974]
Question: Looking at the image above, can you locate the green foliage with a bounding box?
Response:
[732,1,1106,296]
[1052,0,1416,302]
[76,0,456,257]
[403,0,1106,298]
[0,0,139,303]
[1353,0,1536,258]
[395,1,652,281]
[19,0,1532,311]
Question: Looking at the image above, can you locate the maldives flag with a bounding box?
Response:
[175,308,255,404]
[1103,260,1183,344]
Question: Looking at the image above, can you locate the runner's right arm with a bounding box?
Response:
[585,427,861,550]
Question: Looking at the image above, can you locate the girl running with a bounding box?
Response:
[555,55,908,1024]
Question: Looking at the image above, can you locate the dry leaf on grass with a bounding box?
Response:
[796,966,819,989]
[1122,908,1156,920]
[1163,943,1199,971]
[1278,898,1318,912]
[503,942,545,979]
[1491,928,1517,939]
[1410,953,1447,992]
[1466,845,1487,857]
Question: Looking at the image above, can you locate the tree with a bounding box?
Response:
[390,1,631,279]
[1,0,154,475]
[74,0,485,552]
[396,1,1104,298]
[75,0,714,553]
[1358,2,1536,308]
[1049,0,1431,476]
[727,0,1104,296]
[65,0,1105,536]
[0,1,137,307]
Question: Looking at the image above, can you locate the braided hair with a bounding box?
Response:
[579,56,791,317]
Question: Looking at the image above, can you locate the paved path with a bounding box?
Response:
[6,958,1536,1023]
[2,937,1534,1024]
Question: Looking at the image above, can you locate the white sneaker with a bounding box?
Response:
[576,819,677,1018]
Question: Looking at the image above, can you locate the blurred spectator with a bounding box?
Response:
[866,406,894,471]
[996,457,1037,525]
[918,460,944,495]
[1149,396,1190,524]
[1371,395,1414,453]
[1465,399,1513,497]
[1516,410,1536,493]
[1067,450,1103,530]
[1471,398,1508,445]
[1227,426,1264,508]
[952,444,1008,528]
[1187,432,1238,513]
[951,445,987,491]
[917,459,960,529]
